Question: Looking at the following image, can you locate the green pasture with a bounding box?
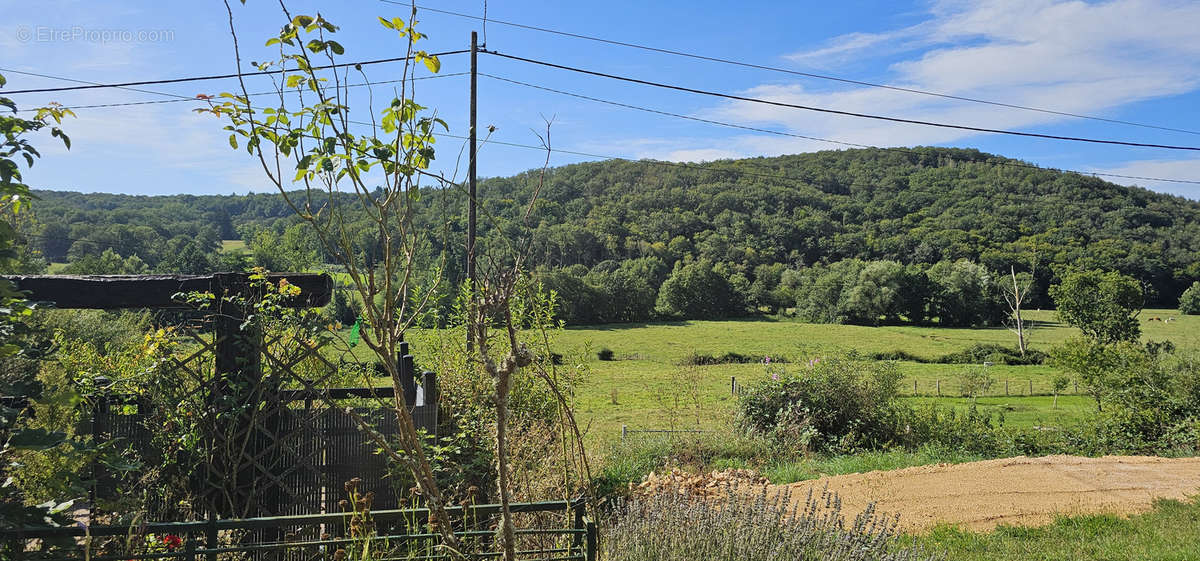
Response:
[345,310,1197,446]
[220,239,246,251]
[546,310,1199,444]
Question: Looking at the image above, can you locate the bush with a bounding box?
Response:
[736,358,904,453]
[679,351,782,366]
[602,488,938,561]
[1181,281,1200,315]
[936,343,1046,365]
[597,347,615,361]
[868,349,929,362]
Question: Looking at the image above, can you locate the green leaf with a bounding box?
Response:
[51,128,70,150]
[378,16,394,30]
[265,37,281,47]
[327,41,344,55]
[417,52,441,73]
[9,428,68,450]
[229,134,238,149]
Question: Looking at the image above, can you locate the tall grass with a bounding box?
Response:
[601,487,939,561]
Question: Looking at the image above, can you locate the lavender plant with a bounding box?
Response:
[601,487,940,561]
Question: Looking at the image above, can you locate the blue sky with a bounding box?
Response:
[4,0,1200,199]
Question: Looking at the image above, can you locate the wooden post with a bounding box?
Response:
[466,30,478,352]
[913,379,918,395]
[400,342,417,409]
[205,513,218,561]
[422,371,438,406]
[621,425,627,441]
[936,379,941,397]
[731,376,736,396]
[1029,379,1034,396]
[1005,379,1009,396]
[585,518,598,561]
[572,499,585,552]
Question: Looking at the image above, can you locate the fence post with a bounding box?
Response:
[730,376,736,396]
[586,518,598,561]
[936,379,940,397]
[206,513,218,561]
[913,379,917,395]
[571,498,586,553]
[621,425,627,441]
[1005,380,1009,396]
[1029,379,1033,396]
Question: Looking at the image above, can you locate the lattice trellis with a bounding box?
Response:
[96,326,438,520]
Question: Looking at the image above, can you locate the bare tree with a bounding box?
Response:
[1000,247,1039,357]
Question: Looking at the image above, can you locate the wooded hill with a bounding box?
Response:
[24,147,1200,324]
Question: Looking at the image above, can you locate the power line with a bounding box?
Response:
[435,128,1200,189]
[394,1,1200,137]
[484,50,1200,153]
[2,68,196,103]
[479,73,1200,185]
[0,50,468,95]
[12,73,469,112]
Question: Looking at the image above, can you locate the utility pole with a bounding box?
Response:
[466,30,478,351]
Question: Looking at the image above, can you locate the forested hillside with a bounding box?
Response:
[23,147,1200,324]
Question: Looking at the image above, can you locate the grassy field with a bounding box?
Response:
[47,262,68,273]
[221,239,246,251]
[912,497,1200,560]
[545,310,1200,444]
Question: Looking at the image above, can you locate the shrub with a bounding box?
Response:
[1181,281,1200,315]
[601,487,939,561]
[679,351,782,366]
[957,366,995,400]
[736,358,904,453]
[868,349,929,362]
[597,347,615,361]
[936,343,1046,365]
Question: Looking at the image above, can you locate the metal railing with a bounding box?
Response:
[2,499,596,561]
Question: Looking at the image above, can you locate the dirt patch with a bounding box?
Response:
[777,455,1200,532]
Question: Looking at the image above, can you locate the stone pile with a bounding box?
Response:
[633,467,770,497]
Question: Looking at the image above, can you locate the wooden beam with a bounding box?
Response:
[1,273,332,309]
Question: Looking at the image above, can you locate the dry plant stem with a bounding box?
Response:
[473,300,529,561]
[471,122,558,561]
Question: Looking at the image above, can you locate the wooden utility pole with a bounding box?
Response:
[466,30,478,351]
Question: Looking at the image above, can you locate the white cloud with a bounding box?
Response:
[650,0,1200,173]
[1088,158,1200,200]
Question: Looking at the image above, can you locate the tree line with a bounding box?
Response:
[17,147,1200,323]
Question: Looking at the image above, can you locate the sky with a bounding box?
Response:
[3,0,1200,199]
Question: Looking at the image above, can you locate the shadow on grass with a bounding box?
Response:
[564,315,787,332]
